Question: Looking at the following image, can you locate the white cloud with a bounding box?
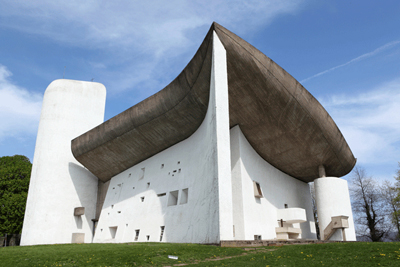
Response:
[0,0,304,53]
[0,64,42,141]
[319,78,400,165]
[0,0,305,92]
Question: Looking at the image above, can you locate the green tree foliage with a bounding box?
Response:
[0,155,31,235]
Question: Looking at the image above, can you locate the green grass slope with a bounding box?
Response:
[1,242,399,267]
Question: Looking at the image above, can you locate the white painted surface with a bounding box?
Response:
[21,79,106,245]
[93,31,233,244]
[211,31,234,242]
[314,177,356,241]
[20,32,350,245]
[230,125,317,240]
[277,208,307,224]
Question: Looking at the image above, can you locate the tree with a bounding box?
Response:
[0,155,31,235]
[381,180,400,240]
[350,166,390,242]
[393,162,400,239]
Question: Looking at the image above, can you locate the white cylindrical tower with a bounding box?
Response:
[314,177,356,241]
[21,79,106,245]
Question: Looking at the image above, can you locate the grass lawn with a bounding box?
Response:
[1,242,399,266]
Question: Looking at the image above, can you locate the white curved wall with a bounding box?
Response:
[21,79,106,245]
[314,177,356,241]
[230,125,317,240]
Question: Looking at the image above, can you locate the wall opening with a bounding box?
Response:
[135,230,140,241]
[254,235,261,240]
[157,193,166,197]
[161,164,164,168]
[253,181,263,198]
[147,182,150,188]
[141,197,145,202]
[179,188,188,204]
[160,226,165,241]
[139,167,145,180]
[146,235,150,241]
[284,204,288,209]
[109,226,118,239]
[168,190,179,206]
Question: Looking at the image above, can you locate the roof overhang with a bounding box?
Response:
[71,22,356,183]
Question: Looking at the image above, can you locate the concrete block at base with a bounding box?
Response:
[332,216,349,229]
[71,233,85,243]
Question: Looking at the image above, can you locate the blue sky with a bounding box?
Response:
[0,0,399,182]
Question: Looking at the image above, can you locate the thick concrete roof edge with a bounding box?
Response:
[72,23,355,182]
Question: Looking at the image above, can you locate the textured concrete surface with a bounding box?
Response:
[72,22,355,183]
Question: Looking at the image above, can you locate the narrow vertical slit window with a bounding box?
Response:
[135,229,140,241]
[160,226,165,241]
[139,167,145,180]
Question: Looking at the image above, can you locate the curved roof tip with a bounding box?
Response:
[72,23,356,183]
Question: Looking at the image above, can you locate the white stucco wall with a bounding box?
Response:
[93,31,233,244]
[21,79,106,245]
[230,125,317,240]
[314,177,356,241]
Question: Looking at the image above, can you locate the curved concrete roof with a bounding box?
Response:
[72,22,356,183]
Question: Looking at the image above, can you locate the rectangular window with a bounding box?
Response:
[160,226,165,241]
[253,181,263,198]
[167,190,179,206]
[179,188,188,204]
[109,226,117,239]
[135,229,140,241]
[254,235,261,240]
